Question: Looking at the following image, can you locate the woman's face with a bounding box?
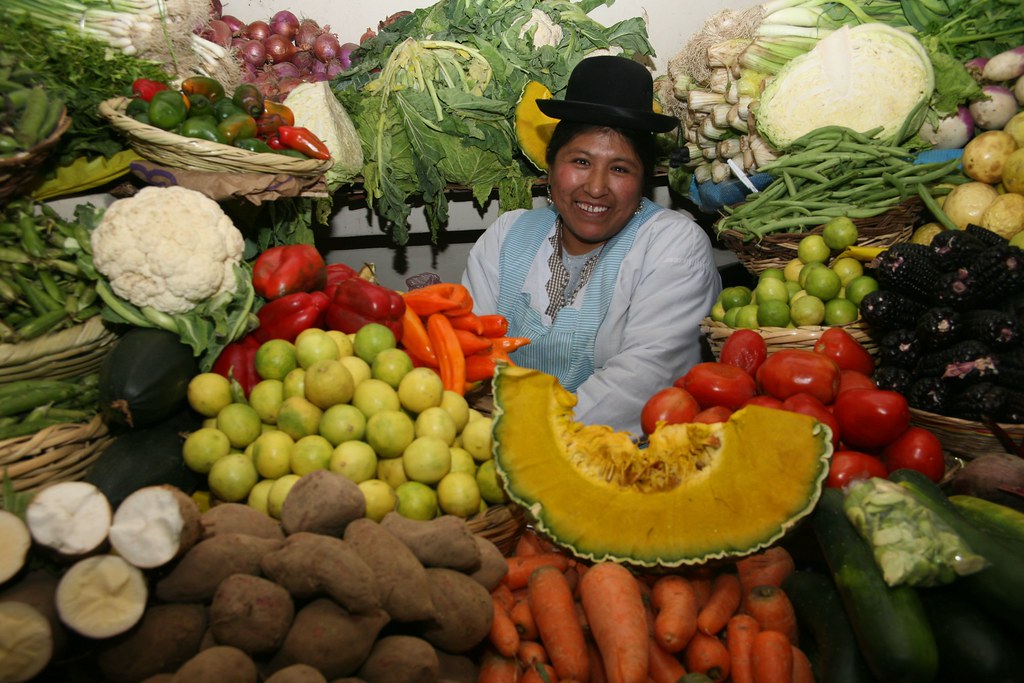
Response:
[548,127,645,255]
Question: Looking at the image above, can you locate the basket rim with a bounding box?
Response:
[0,108,72,168]
[909,407,1024,434]
[0,316,116,367]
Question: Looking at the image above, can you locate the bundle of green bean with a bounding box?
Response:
[715,125,969,240]
[0,198,99,343]
[0,52,65,156]
[0,373,99,440]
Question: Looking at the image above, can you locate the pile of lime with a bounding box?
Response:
[710,217,880,329]
[182,324,507,524]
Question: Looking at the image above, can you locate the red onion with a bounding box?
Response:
[325,59,346,79]
[310,59,328,80]
[294,19,321,51]
[271,61,302,80]
[244,20,271,42]
[201,19,232,48]
[263,33,297,64]
[221,14,244,36]
[359,27,376,44]
[312,32,341,63]
[277,77,304,99]
[238,38,267,66]
[338,42,359,70]
[270,10,300,40]
[290,49,316,73]
[208,0,222,19]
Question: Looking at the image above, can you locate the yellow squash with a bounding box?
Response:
[514,81,559,172]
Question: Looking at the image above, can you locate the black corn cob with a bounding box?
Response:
[948,382,1014,422]
[965,223,1009,247]
[961,309,1022,351]
[939,244,1024,309]
[872,366,915,394]
[905,377,951,414]
[915,307,962,350]
[915,340,998,386]
[878,328,922,370]
[996,348,1024,389]
[872,243,942,302]
[929,229,986,271]
[932,268,976,310]
[859,289,928,332]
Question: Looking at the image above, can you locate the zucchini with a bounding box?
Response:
[811,488,938,683]
[949,494,1024,549]
[782,569,874,683]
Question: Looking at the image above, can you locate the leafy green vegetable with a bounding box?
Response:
[926,49,981,116]
[910,0,1024,62]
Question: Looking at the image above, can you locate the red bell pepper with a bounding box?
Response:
[252,244,328,301]
[323,262,358,298]
[324,277,406,340]
[131,78,168,102]
[277,125,331,160]
[253,291,330,343]
[211,333,261,397]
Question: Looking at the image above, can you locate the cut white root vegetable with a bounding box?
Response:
[25,482,112,558]
[0,511,31,585]
[55,555,147,639]
[108,485,203,569]
[0,601,53,682]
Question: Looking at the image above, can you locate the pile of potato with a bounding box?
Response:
[0,469,508,682]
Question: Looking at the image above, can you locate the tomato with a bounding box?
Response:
[813,327,876,376]
[641,386,701,435]
[756,349,841,406]
[675,362,757,411]
[692,405,733,424]
[782,393,840,448]
[719,329,768,376]
[743,395,785,410]
[882,426,946,483]
[828,450,889,489]
[837,369,876,395]
[833,388,911,450]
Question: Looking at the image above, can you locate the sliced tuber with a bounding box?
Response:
[55,554,148,639]
[0,510,31,584]
[0,601,53,683]
[0,571,68,661]
[25,481,111,559]
[108,485,203,569]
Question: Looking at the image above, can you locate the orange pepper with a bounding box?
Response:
[426,313,466,394]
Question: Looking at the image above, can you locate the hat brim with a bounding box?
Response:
[537,99,678,134]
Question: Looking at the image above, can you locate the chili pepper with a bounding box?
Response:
[234,137,276,154]
[232,83,264,117]
[147,89,188,130]
[252,244,327,300]
[262,100,295,126]
[187,93,214,119]
[491,336,532,353]
[255,113,286,139]
[131,78,168,102]
[213,97,246,122]
[265,134,286,150]
[179,115,228,144]
[464,353,498,382]
[478,314,510,338]
[324,277,406,340]
[402,283,473,317]
[401,305,438,366]
[427,313,466,394]
[277,125,331,160]
[253,291,330,344]
[217,112,257,145]
[452,328,492,356]
[181,76,226,102]
[211,333,261,397]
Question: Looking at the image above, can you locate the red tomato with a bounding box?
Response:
[641,386,701,435]
[692,405,734,424]
[812,327,876,376]
[719,329,768,376]
[828,450,889,489]
[743,395,785,410]
[833,389,911,450]
[675,362,757,411]
[756,349,841,406]
[782,393,840,448]
[837,369,876,395]
[882,426,946,483]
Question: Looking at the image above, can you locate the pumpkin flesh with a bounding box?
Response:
[514,81,559,172]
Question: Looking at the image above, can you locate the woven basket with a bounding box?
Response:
[0,415,113,502]
[467,503,526,556]
[99,97,333,177]
[700,318,879,360]
[717,197,924,275]
[0,108,71,203]
[0,316,118,383]
[909,408,1024,460]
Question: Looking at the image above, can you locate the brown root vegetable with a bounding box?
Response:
[280,470,365,537]
[357,635,440,683]
[951,454,1024,512]
[379,513,481,571]
[169,645,258,683]
[263,663,328,683]
[0,510,31,585]
[201,503,285,540]
[139,675,174,683]
[467,535,508,592]
[109,485,203,569]
[417,567,494,655]
[269,599,389,679]
[260,532,381,613]
[155,534,282,603]
[96,603,207,683]
[436,650,478,683]
[209,574,293,655]
[343,518,436,622]
[0,571,68,659]
[55,554,148,639]
[24,481,111,560]
[0,601,52,682]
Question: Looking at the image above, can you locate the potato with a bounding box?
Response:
[269,599,389,680]
[436,651,478,683]
[379,513,481,571]
[343,518,436,622]
[209,574,293,656]
[940,181,999,229]
[280,471,365,537]
[264,663,328,683]
[97,603,207,683]
[260,532,382,614]
[416,568,493,654]
[357,635,439,683]
[169,645,258,683]
[962,130,1019,184]
[155,534,282,603]
[980,191,1024,239]
[201,503,285,541]
[466,535,508,592]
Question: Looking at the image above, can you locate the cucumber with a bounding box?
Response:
[811,488,938,683]
[782,569,874,683]
[948,494,1024,550]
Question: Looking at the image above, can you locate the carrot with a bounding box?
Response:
[521,663,557,683]
[574,599,590,638]
[465,353,499,382]
[648,638,688,683]
[453,328,493,355]
[579,562,649,683]
[683,631,731,681]
[504,553,572,590]
[493,583,516,612]
[696,573,742,636]
[528,565,590,682]
[652,574,699,653]
[479,647,522,683]
[744,585,798,645]
[426,312,466,394]
[751,630,793,683]
[514,529,558,557]
[510,598,539,641]
[736,547,796,596]
[478,313,510,338]
[689,575,713,611]
[563,564,581,595]
[791,645,815,683]
[447,312,484,335]
[517,640,549,666]
[491,594,522,658]
[491,336,532,353]
[588,640,609,683]
[725,614,761,683]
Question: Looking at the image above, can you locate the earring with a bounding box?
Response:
[634,202,643,216]
[546,185,553,205]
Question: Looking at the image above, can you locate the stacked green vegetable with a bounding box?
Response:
[0,374,100,440]
[0,54,65,157]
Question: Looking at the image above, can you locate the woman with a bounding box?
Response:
[462,55,721,433]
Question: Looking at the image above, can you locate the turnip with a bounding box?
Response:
[969,85,1021,130]
[1016,74,1024,106]
[981,46,1024,82]
[918,106,974,149]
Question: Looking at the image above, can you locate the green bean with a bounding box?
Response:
[18,216,46,258]
[882,171,906,195]
[917,184,958,231]
[783,171,799,197]
[0,246,31,264]
[41,258,81,277]
[0,381,80,417]
[16,308,67,340]
[0,277,18,304]
[37,270,64,304]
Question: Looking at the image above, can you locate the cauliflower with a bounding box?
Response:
[519,9,563,49]
[91,186,244,315]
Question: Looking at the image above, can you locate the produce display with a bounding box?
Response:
[0,56,66,159]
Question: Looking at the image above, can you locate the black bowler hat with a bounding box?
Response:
[537,55,678,133]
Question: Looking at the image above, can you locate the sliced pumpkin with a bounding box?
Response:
[514,81,559,172]
[491,365,832,568]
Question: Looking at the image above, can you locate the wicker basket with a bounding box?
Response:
[0,415,113,502]
[99,97,333,177]
[0,316,118,383]
[700,318,879,360]
[0,108,71,203]
[717,197,924,275]
[467,503,527,556]
[909,408,1024,460]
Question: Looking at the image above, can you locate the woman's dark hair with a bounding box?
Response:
[545,121,660,194]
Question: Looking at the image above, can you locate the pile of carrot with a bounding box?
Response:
[400,283,530,396]
[480,531,816,683]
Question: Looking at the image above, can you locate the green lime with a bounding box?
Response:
[790,295,826,326]
[759,268,785,282]
[824,298,860,326]
[182,427,232,474]
[215,403,263,449]
[353,323,397,365]
[394,481,439,521]
[720,286,752,311]
[254,339,298,381]
[783,258,804,283]
[754,277,790,305]
[845,275,880,306]
[830,257,864,287]
[797,234,831,264]
[822,216,859,250]
[798,261,827,290]
[365,409,415,458]
[710,301,727,322]
[785,280,802,300]
[208,453,259,503]
[757,300,791,328]
[804,266,842,302]
[1009,231,1024,248]
[735,304,760,330]
[723,306,741,329]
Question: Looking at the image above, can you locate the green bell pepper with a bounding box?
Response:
[187,93,214,119]
[181,76,225,102]
[147,90,188,130]
[217,113,257,145]
[231,83,264,118]
[179,115,227,144]
[234,137,275,154]
[213,97,246,122]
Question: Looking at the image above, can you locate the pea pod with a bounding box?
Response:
[14,86,49,147]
